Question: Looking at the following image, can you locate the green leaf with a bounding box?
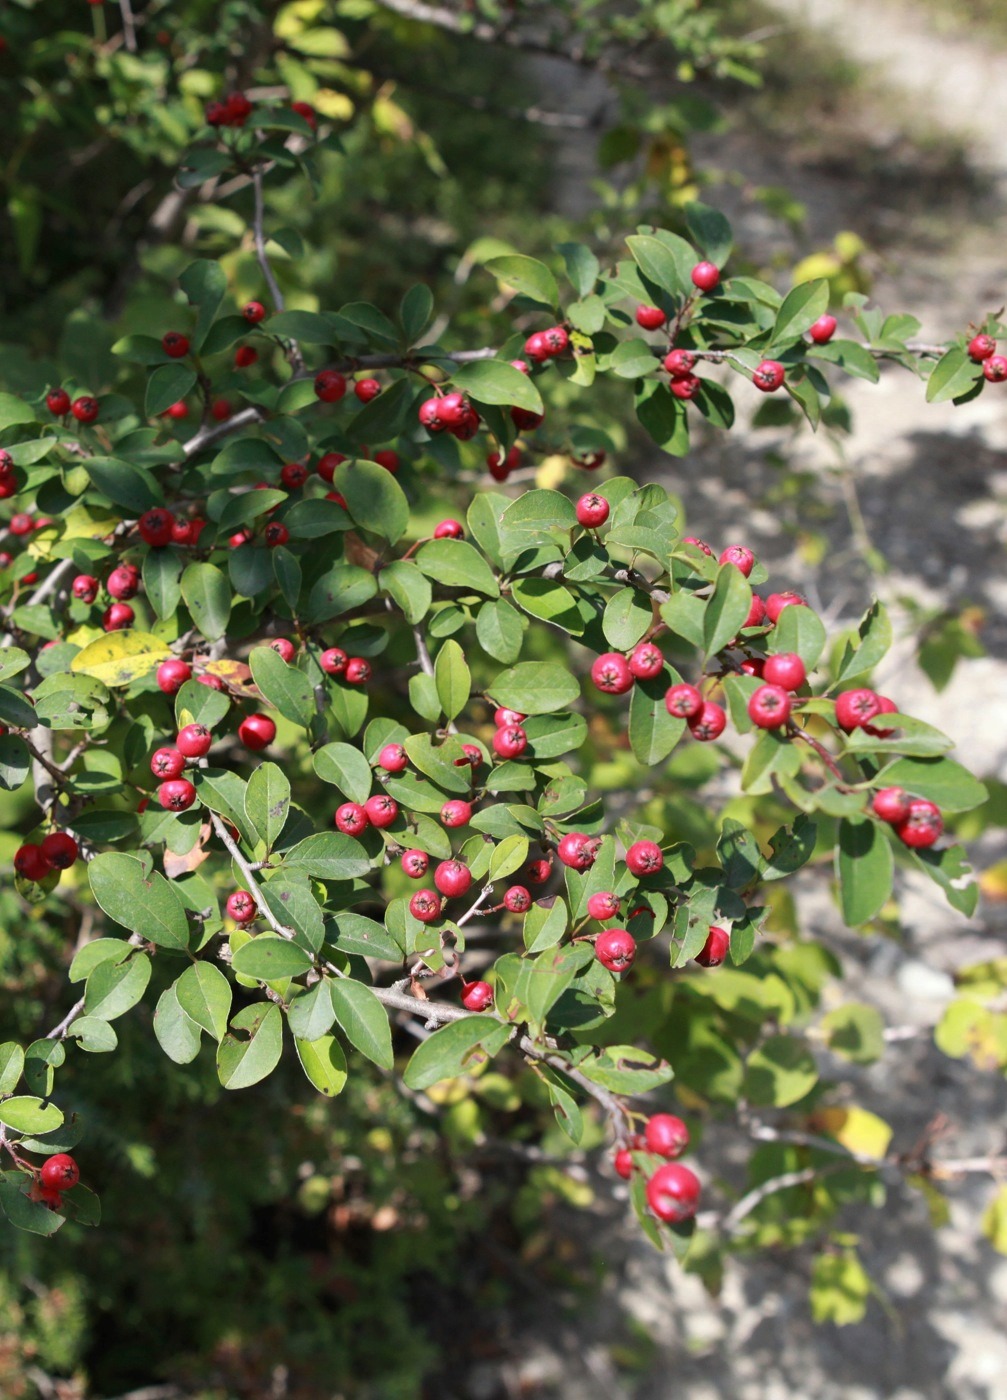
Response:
[771,604,827,669]
[313,742,373,804]
[85,457,163,513]
[329,980,393,1069]
[625,234,688,296]
[244,762,291,851]
[380,560,432,624]
[910,843,979,916]
[84,954,151,1020]
[835,599,892,684]
[603,586,653,650]
[501,488,577,533]
[217,1004,284,1089]
[451,360,543,413]
[66,1016,118,1053]
[926,346,982,404]
[333,459,410,544]
[307,563,378,623]
[484,254,559,307]
[146,364,197,419]
[718,818,762,889]
[476,599,525,662]
[403,1016,512,1090]
[0,1096,63,1134]
[762,815,817,879]
[0,1043,24,1094]
[249,646,315,728]
[510,579,584,635]
[635,381,690,456]
[272,546,301,611]
[231,935,313,981]
[175,962,231,1042]
[744,1035,818,1106]
[772,280,829,344]
[822,1002,885,1063]
[489,835,529,881]
[401,283,434,343]
[522,942,595,1025]
[558,242,600,297]
[88,853,190,950]
[328,912,404,961]
[685,202,733,266]
[153,985,202,1064]
[143,547,184,621]
[836,818,893,925]
[263,310,337,342]
[877,756,987,813]
[283,832,375,880]
[180,562,231,641]
[415,540,499,597]
[435,639,471,722]
[179,258,227,351]
[294,1033,348,1096]
[487,662,580,714]
[0,1173,64,1236]
[175,678,231,730]
[629,673,685,765]
[578,1046,674,1095]
[810,1251,872,1326]
[0,734,29,790]
[704,563,752,658]
[288,982,337,1041]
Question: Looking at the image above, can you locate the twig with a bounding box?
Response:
[720,1165,820,1234]
[118,0,137,51]
[252,168,304,373]
[44,997,86,1042]
[207,810,296,939]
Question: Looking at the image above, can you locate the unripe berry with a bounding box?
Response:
[503,885,531,913]
[158,778,197,811]
[176,723,212,758]
[40,1153,80,1190]
[46,388,71,416]
[688,702,727,741]
[401,849,429,878]
[14,843,51,882]
[462,980,493,1011]
[151,747,185,779]
[587,891,620,921]
[238,713,276,750]
[39,832,78,870]
[157,659,192,695]
[595,927,636,973]
[629,642,663,680]
[762,652,806,690]
[663,348,696,378]
[895,799,943,848]
[748,683,792,729]
[226,890,257,923]
[441,799,472,828]
[71,396,99,424]
[691,261,720,292]
[492,725,527,759]
[364,794,398,829]
[335,802,369,836]
[409,889,442,924]
[494,707,525,728]
[592,652,634,695]
[576,493,609,528]
[871,786,911,823]
[320,647,348,676]
[526,857,552,884]
[664,682,703,719]
[557,832,596,871]
[809,314,838,344]
[345,657,372,685]
[646,1162,700,1223]
[314,370,347,403]
[433,519,464,539]
[983,355,1007,382]
[968,333,996,362]
[103,602,134,631]
[695,925,730,967]
[161,331,190,358]
[753,360,785,392]
[765,590,807,622]
[834,688,882,732]
[243,301,266,324]
[434,860,473,899]
[72,574,99,604]
[626,840,663,876]
[354,377,381,402]
[644,1113,690,1159]
[378,743,408,773]
[636,304,667,330]
[138,508,174,547]
[719,544,755,576]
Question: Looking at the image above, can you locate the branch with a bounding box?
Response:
[720,1165,820,1234]
[251,168,304,374]
[118,0,138,52]
[44,997,86,1042]
[181,405,265,459]
[207,810,297,939]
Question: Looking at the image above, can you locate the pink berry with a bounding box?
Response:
[158,778,196,811]
[176,723,212,758]
[557,832,595,871]
[871,786,911,823]
[151,747,185,779]
[441,799,472,829]
[646,1162,700,1223]
[688,702,727,742]
[433,519,464,539]
[748,684,792,729]
[434,860,473,899]
[462,980,493,1011]
[157,659,192,695]
[682,536,714,557]
[494,707,525,728]
[345,658,372,685]
[138,508,174,547]
[664,683,703,720]
[834,688,882,732]
[269,638,296,663]
[719,544,754,576]
[744,594,767,629]
[401,849,429,878]
[335,802,369,836]
[227,890,257,923]
[409,889,442,924]
[968,333,996,362]
[636,304,666,330]
[983,355,1007,382]
[238,714,276,750]
[809,314,838,344]
[576,493,609,528]
[320,647,348,676]
[72,574,99,604]
[629,642,663,680]
[364,794,398,829]
[614,1148,635,1180]
[587,891,620,921]
[492,725,527,759]
[526,857,552,885]
[503,885,531,913]
[753,360,785,393]
[762,653,806,690]
[669,375,700,401]
[40,1153,80,1191]
[595,927,636,973]
[378,743,408,773]
[691,261,720,293]
[695,926,729,968]
[625,840,663,877]
[644,1114,689,1159]
[765,590,807,623]
[663,348,696,378]
[591,652,634,695]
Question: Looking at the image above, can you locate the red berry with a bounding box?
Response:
[354,378,381,402]
[176,723,212,758]
[316,452,346,483]
[433,519,464,539]
[320,647,348,676]
[753,360,785,392]
[409,889,442,923]
[40,1153,80,1191]
[503,885,531,913]
[345,657,371,685]
[872,786,911,823]
[646,1162,700,1223]
[765,590,807,623]
[895,799,943,849]
[71,396,99,424]
[238,714,276,750]
[158,778,197,811]
[401,849,429,878]
[162,331,190,359]
[669,374,701,401]
[492,725,527,759]
[664,683,703,720]
[103,602,134,631]
[629,642,663,680]
[682,536,713,556]
[419,397,447,433]
[809,314,838,344]
[156,659,192,695]
[364,794,399,829]
[762,653,806,690]
[592,652,634,695]
[138,508,174,547]
[524,331,550,362]
[210,399,232,421]
[626,840,663,877]
[292,100,317,130]
[335,802,369,836]
[165,401,190,419]
[744,594,767,629]
[834,688,882,732]
[373,450,401,474]
[691,261,720,292]
[14,843,51,882]
[434,860,473,899]
[234,345,258,368]
[576,493,609,528]
[543,326,570,356]
[663,348,696,378]
[264,521,289,547]
[557,832,595,871]
[151,747,185,779]
[314,370,347,403]
[104,565,139,600]
[269,638,296,663]
[695,925,730,967]
[511,406,543,432]
[197,673,224,691]
[243,301,266,324]
[280,462,309,490]
[636,304,667,330]
[983,355,1007,382]
[378,743,408,773]
[441,799,472,829]
[462,980,493,1011]
[224,91,252,125]
[46,388,71,416]
[595,927,636,973]
[687,702,727,742]
[172,516,205,546]
[457,742,483,768]
[644,1113,690,1159]
[587,891,620,920]
[72,574,99,603]
[719,544,755,576]
[614,1148,635,1180]
[526,857,552,884]
[227,890,257,923]
[748,684,793,729]
[494,707,525,728]
[968,333,996,362]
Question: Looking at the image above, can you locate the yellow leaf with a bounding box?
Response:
[812,1105,893,1159]
[535,454,572,490]
[982,1185,1007,1254]
[313,89,354,120]
[979,860,1007,902]
[70,631,172,688]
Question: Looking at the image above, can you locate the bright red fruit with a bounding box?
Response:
[669,375,700,400]
[158,779,197,811]
[765,590,807,622]
[14,844,51,882]
[434,860,472,899]
[441,800,472,828]
[663,348,696,378]
[834,688,882,732]
[364,794,398,829]
[762,652,806,690]
[695,925,730,967]
[809,314,838,344]
[242,301,266,324]
[664,682,703,719]
[72,575,99,604]
[646,1163,700,1223]
[176,723,212,758]
[374,450,400,473]
[39,832,78,870]
[151,747,185,779]
[691,261,720,292]
[335,802,369,836]
[871,786,911,823]
[462,980,493,1011]
[629,642,663,680]
[968,333,996,362]
[592,652,634,695]
[503,886,531,913]
[211,398,232,422]
[526,857,552,884]
[587,891,620,920]
[983,355,1007,382]
[626,840,663,876]
[238,714,276,750]
[320,647,348,676]
[614,1149,635,1180]
[753,360,785,392]
[157,659,192,695]
[280,462,309,490]
[719,544,755,576]
[576,493,609,528]
[234,345,258,368]
[269,638,296,663]
[409,889,442,924]
[433,519,464,539]
[895,799,943,848]
[292,100,317,130]
[354,377,381,402]
[748,684,792,729]
[492,725,527,759]
[636,304,667,330]
[102,602,134,631]
[557,832,595,870]
[264,521,289,547]
[688,702,727,741]
[494,707,525,728]
[162,331,190,358]
[138,508,174,547]
[644,1114,690,1159]
[40,1154,80,1190]
[226,890,257,923]
[378,743,408,773]
[345,658,371,685]
[314,370,347,403]
[46,388,71,416]
[71,396,99,424]
[401,849,429,878]
[595,927,636,973]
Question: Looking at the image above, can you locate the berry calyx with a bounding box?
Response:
[748,683,792,729]
[156,659,192,695]
[462,980,493,1011]
[40,1153,80,1191]
[587,891,620,920]
[695,925,730,967]
[238,714,276,750]
[762,652,806,690]
[871,786,911,823]
[753,359,785,392]
[895,799,943,848]
[691,261,720,292]
[644,1114,689,1159]
[664,682,703,720]
[503,885,531,913]
[434,860,473,899]
[595,927,636,973]
[158,778,197,811]
[591,652,634,695]
[625,840,663,876]
[576,493,609,528]
[409,889,442,924]
[646,1162,700,1223]
[226,890,257,923]
[809,314,838,344]
[636,304,667,330]
[40,832,78,870]
[335,802,369,836]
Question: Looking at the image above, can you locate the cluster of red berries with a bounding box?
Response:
[14,831,79,884]
[418,392,482,441]
[967,333,1007,382]
[45,389,98,423]
[150,716,277,812]
[614,1114,701,1224]
[871,787,943,848]
[205,91,253,127]
[523,325,570,364]
[29,1152,81,1213]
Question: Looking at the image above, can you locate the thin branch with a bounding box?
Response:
[118,0,138,52]
[181,405,265,459]
[44,997,86,1042]
[252,168,304,373]
[720,1165,820,1234]
[207,810,296,939]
